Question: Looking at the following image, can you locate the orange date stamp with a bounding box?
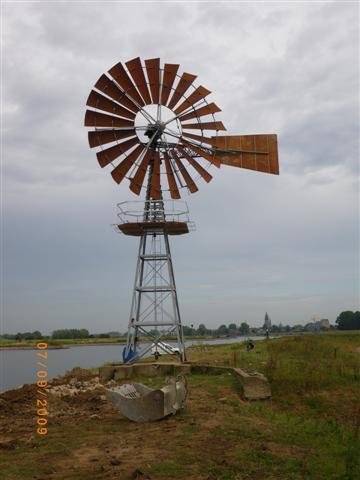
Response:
[35,342,48,435]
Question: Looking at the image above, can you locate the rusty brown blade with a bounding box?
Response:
[178,103,221,122]
[84,110,134,128]
[94,74,139,113]
[86,90,136,120]
[126,57,152,105]
[181,138,220,167]
[111,145,144,184]
[161,63,179,106]
[212,134,279,175]
[177,146,213,183]
[174,86,211,115]
[145,58,160,104]
[150,151,161,200]
[268,135,279,174]
[181,121,226,131]
[181,132,214,145]
[163,151,181,199]
[129,149,153,195]
[88,129,136,148]
[167,72,197,110]
[96,137,139,168]
[108,62,145,106]
[170,149,198,193]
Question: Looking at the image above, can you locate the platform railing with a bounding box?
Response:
[116,200,191,225]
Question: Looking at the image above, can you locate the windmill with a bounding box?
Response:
[84,57,279,363]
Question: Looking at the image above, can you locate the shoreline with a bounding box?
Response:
[0,334,290,351]
[0,342,126,350]
[0,336,245,350]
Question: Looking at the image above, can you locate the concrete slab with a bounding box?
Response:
[99,362,271,401]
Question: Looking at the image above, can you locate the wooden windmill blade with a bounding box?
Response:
[88,129,136,148]
[161,63,180,105]
[125,57,152,105]
[94,74,140,113]
[212,134,279,175]
[108,61,145,107]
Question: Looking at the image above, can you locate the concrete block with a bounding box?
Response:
[114,365,133,380]
[133,364,160,377]
[190,364,231,375]
[232,368,271,400]
[190,364,210,374]
[174,364,191,375]
[99,366,115,383]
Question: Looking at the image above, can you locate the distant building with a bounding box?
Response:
[304,319,330,332]
[319,319,330,329]
[304,322,317,332]
[263,312,272,331]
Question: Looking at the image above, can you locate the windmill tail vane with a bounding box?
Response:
[84,56,279,363]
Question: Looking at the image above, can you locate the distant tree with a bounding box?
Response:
[182,326,194,336]
[23,332,38,340]
[228,323,238,337]
[79,329,89,338]
[107,331,121,338]
[271,324,281,333]
[292,324,304,332]
[197,324,207,336]
[52,328,90,339]
[239,322,250,335]
[217,324,228,336]
[336,311,360,330]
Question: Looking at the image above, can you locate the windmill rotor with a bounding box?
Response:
[85,57,279,201]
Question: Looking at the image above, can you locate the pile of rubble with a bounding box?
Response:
[49,376,106,399]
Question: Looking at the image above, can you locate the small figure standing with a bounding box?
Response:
[246,339,255,352]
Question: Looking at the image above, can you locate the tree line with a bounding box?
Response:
[2,311,359,340]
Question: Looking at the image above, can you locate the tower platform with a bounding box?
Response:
[117,221,189,236]
[115,200,195,237]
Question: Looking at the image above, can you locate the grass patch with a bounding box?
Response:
[148,460,190,477]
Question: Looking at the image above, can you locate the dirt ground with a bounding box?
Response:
[0,368,258,480]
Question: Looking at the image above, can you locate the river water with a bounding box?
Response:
[0,337,267,392]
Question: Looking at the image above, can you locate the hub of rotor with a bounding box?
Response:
[144,121,166,149]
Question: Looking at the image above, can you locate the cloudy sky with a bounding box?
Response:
[2,1,359,334]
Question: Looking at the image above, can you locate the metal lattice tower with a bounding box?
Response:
[124,199,186,362]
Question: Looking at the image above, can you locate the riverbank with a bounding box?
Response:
[1,337,267,392]
[0,334,256,349]
[0,339,127,349]
[0,332,359,479]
